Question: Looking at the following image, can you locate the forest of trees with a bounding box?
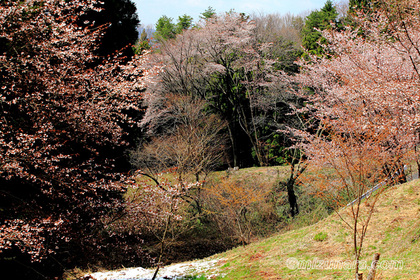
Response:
[1,0,420,279]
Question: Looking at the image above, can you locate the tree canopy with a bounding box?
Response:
[0,0,159,277]
[296,0,420,274]
[200,6,216,19]
[155,14,194,41]
[301,0,339,56]
[155,15,176,40]
[176,14,194,33]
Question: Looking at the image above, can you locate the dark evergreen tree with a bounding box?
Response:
[80,0,140,61]
[200,6,216,19]
[140,28,148,42]
[134,28,151,54]
[155,14,194,41]
[176,14,194,33]
[301,0,339,56]
[155,15,176,40]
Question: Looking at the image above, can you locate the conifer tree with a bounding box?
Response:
[301,0,339,56]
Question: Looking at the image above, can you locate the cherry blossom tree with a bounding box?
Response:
[0,0,160,277]
[142,13,289,167]
[295,0,420,277]
[298,0,420,178]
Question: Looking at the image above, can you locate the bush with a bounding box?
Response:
[314,232,328,242]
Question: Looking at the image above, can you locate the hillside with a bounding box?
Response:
[85,177,420,280]
[209,178,420,279]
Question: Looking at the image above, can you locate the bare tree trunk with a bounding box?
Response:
[367,253,380,280]
[415,138,420,178]
[151,203,173,280]
[227,123,237,167]
[286,175,299,217]
[285,149,307,217]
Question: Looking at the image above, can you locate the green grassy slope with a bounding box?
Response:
[203,179,420,279]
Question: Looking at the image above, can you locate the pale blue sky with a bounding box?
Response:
[133,0,331,26]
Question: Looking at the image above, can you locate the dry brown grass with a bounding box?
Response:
[213,179,420,279]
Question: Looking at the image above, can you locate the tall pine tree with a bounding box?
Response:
[301,0,339,56]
